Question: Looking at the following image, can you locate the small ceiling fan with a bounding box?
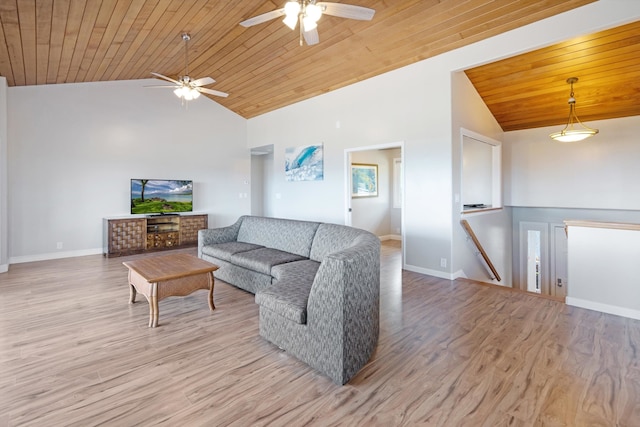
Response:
[150,33,228,103]
[240,1,375,46]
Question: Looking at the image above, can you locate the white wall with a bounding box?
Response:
[567,223,640,320]
[7,79,249,262]
[504,115,640,210]
[248,59,453,275]
[0,77,7,271]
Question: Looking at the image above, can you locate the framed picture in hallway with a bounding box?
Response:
[351,163,378,197]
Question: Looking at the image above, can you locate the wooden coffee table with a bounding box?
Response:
[123,253,219,327]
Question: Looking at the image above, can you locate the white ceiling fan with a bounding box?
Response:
[149,33,228,103]
[240,1,375,46]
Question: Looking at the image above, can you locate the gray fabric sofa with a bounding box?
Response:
[198,215,380,384]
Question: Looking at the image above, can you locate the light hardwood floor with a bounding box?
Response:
[1,241,639,426]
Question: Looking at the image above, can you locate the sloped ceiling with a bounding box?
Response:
[465,20,640,132]
[3,0,636,131]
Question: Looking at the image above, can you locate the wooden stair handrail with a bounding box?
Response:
[460,219,502,282]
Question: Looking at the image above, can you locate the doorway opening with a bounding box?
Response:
[250,144,274,217]
[344,141,404,260]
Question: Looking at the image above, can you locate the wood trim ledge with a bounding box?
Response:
[564,220,640,231]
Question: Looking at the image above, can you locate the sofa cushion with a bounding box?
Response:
[255,279,315,324]
[230,248,306,275]
[309,223,369,262]
[201,241,264,262]
[236,216,320,258]
[271,259,320,283]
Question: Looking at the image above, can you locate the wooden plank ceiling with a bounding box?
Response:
[4,0,635,131]
[465,20,640,132]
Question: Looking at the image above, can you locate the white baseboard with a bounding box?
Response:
[403,263,453,280]
[0,263,7,273]
[452,269,467,280]
[379,234,402,241]
[454,269,507,287]
[403,266,507,286]
[10,248,103,264]
[566,297,640,320]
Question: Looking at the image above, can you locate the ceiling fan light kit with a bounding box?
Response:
[173,85,200,100]
[150,33,228,105]
[549,77,599,142]
[284,2,301,29]
[306,3,322,21]
[240,1,375,46]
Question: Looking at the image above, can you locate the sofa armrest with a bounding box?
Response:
[307,234,380,372]
[197,217,244,257]
[307,238,380,323]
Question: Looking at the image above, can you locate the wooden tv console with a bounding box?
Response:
[103,213,208,257]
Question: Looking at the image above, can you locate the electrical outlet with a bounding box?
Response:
[56,242,63,250]
[440,258,447,268]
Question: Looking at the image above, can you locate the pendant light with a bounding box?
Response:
[549,77,599,142]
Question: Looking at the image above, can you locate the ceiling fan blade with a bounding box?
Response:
[191,76,215,87]
[198,87,229,98]
[303,27,320,46]
[144,85,179,88]
[240,9,285,27]
[317,2,375,20]
[151,72,182,85]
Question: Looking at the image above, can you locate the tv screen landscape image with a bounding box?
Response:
[131,179,193,214]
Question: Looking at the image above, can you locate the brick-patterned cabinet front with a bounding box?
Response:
[180,215,208,245]
[104,218,145,257]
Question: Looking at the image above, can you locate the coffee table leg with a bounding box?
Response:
[208,272,215,311]
[128,270,137,303]
[129,284,137,303]
[149,296,159,327]
[149,282,159,328]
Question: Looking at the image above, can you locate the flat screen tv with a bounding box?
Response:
[130,179,193,215]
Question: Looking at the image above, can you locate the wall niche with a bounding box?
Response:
[461,128,502,212]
